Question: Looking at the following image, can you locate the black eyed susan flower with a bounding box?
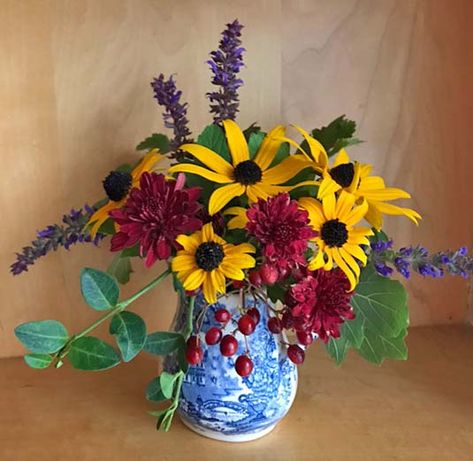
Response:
[299,192,374,290]
[87,150,164,237]
[172,223,256,304]
[168,120,310,215]
[284,126,421,230]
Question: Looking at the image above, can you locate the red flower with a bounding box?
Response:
[110,172,202,267]
[284,269,354,342]
[246,193,315,271]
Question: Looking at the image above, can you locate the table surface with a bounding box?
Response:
[1,325,473,461]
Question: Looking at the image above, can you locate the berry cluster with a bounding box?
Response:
[185,306,261,377]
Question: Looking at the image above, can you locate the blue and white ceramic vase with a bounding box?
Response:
[169,293,298,442]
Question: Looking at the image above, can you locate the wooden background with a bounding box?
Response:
[1,0,472,358]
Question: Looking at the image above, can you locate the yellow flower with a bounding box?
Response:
[223,206,248,230]
[299,192,374,290]
[172,223,256,304]
[87,149,164,237]
[168,120,310,215]
[284,126,421,230]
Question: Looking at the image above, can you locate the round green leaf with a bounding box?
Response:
[24,353,53,369]
[109,312,146,362]
[145,377,167,402]
[15,320,68,354]
[80,268,120,310]
[68,336,120,371]
[144,332,184,356]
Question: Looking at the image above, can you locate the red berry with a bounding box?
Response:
[247,308,260,325]
[215,308,231,324]
[249,270,262,287]
[287,344,305,365]
[186,346,204,365]
[281,311,294,329]
[267,317,282,334]
[297,331,313,346]
[260,263,278,285]
[187,335,200,348]
[220,335,238,357]
[205,327,222,345]
[238,314,256,335]
[235,355,254,377]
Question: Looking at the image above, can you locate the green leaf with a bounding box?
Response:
[145,377,168,402]
[357,329,408,365]
[269,141,290,168]
[107,254,133,285]
[109,312,147,362]
[243,122,261,140]
[311,115,361,157]
[120,245,141,258]
[196,124,230,162]
[24,353,53,369]
[136,133,170,152]
[267,284,286,303]
[15,320,68,354]
[248,131,265,158]
[326,335,350,366]
[351,265,408,339]
[340,314,365,348]
[68,336,120,371]
[159,372,179,399]
[97,218,116,236]
[80,268,120,311]
[144,332,185,356]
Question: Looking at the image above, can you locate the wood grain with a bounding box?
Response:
[1,325,473,460]
[0,0,472,358]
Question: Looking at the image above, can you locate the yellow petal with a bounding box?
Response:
[344,199,369,227]
[183,269,206,291]
[359,163,373,178]
[299,197,324,228]
[171,254,196,272]
[262,155,310,184]
[176,233,201,252]
[364,203,384,229]
[333,148,351,167]
[335,191,356,220]
[168,163,232,184]
[222,120,249,165]
[346,161,362,193]
[339,247,361,279]
[322,193,336,220]
[208,182,245,215]
[226,242,255,255]
[309,250,325,270]
[224,253,256,269]
[224,206,248,229]
[370,200,421,225]
[212,269,226,295]
[87,201,122,238]
[317,175,341,199]
[201,223,216,242]
[358,175,386,191]
[179,143,234,177]
[219,262,245,280]
[275,136,313,162]
[360,187,412,201]
[332,248,357,291]
[344,243,368,265]
[347,227,373,246]
[292,125,328,166]
[254,125,286,170]
[202,275,217,304]
[132,149,163,178]
[323,249,334,271]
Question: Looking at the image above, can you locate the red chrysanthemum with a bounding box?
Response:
[109,172,202,267]
[246,193,315,271]
[284,268,354,342]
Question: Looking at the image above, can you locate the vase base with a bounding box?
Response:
[179,415,277,443]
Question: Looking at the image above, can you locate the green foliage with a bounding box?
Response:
[97,218,116,236]
[159,372,180,399]
[197,124,230,162]
[15,320,68,354]
[109,312,147,362]
[326,264,409,366]
[68,336,120,371]
[310,115,362,157]
[267,284,286,304]
[24,353,53,369]
[248,131,265,158]
[120,245,141,258]
[243,122,261,140]
[136,133,170,152]
[107,254,133,285]
[80,268,120,311]
[144,332,185,356]
[145,377,168,402]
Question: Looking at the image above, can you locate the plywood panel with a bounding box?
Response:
[282,0,473,325]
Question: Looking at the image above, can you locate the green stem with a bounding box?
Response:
[183,296,195,340]
[74,306,122,340]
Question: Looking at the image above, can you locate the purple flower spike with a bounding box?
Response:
[10,205,103,275]
[151,74,192,155]
[206,19,245,123]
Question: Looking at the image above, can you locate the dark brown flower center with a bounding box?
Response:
[321,219,348,247]
[195,242,224,271]
[103,171,132,202]
[234,160,262,185]
[329,163,354,188]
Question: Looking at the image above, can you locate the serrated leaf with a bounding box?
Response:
[351,265,408,339]
[144,332,185,356]
[136,133,170,152]
[80,268,120,311]
[311,115,357,156]
[340,315,365,348]
[24,353,53,369]
[332,137,363,154]
[159,372,179,399]
[326,335,350,365]
[107,254,133,285]
[196,124,230,162]
[357,329,408,365]
[68,336,120,371]
[109,312,147,362]
[15,320,68,354]
[145,377,168,402]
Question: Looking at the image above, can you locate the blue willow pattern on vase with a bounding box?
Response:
[167,293,298,440]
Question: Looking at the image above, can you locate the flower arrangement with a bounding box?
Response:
[12,20,472,433]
